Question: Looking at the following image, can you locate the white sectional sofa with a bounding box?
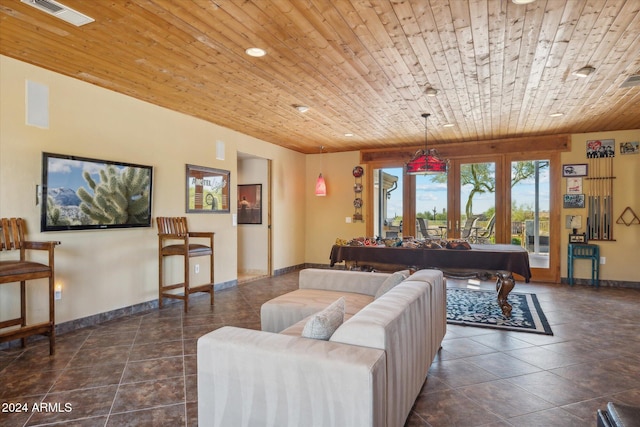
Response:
[197,268,446,427]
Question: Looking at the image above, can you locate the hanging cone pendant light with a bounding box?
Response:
[315,146,327,196]
[315,173,327,196]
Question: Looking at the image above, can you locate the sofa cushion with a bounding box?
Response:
[280,313,355,337]
[261,289,373,333]
[301,297,345,340]
[374,269,410,299]
[299,268,391,297]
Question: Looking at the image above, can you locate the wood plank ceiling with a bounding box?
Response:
[1,0,639,154]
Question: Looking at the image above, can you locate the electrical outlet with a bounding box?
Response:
[600,257,606,265]
[54,286,62,300]
[195,264,200,274]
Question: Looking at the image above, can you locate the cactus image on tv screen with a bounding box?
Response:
[41,153,153,231]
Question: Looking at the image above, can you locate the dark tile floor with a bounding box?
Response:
[1,271,639,426]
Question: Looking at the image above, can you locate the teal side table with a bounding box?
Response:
[568,243,600,287]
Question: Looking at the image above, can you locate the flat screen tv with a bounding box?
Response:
[41,152,153,232]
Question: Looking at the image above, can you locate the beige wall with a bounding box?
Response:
[561,130,640,283]
[305,151,367,264]
[0,56,305,325]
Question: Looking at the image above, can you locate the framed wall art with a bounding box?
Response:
[586,139,615,158]
[566,177,583,194]
[237,184,262,224]
[620,141,639,155]
[41,152,153,232]
[569,233,587,244]
[186,164,230,213]
[563,194,585,209]
[562,164,588,177]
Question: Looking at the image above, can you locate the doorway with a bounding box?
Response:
[237,154,271,283]
[373,167,404,239]
[506,153,560,283]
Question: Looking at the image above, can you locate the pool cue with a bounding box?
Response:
[593,159,600,239]
[597,158,602,239]
[587,158,593,239]
[605,157,613,240]
[607,156,613,239]
[596,158,600,240]
[603,161,608,240]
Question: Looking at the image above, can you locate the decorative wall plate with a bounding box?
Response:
[354,183,363,193]
[353,197,363,208]
[352,166,364,177]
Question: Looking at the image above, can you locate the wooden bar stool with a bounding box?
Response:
[157,217,214,312]
[0,218,60,355]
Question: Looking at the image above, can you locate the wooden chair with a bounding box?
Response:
[157,217,214,312]
[0,218,60,355]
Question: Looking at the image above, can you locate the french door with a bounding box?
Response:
[506,153,560,283]
[446,156,500,243]
[446,154,560,283]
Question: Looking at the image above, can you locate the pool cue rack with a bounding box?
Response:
[586,156,615,241]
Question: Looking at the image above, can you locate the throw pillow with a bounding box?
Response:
[374,270,410,299]
[301,297,345,340]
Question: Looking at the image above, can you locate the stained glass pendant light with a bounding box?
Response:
[405,113,448,175]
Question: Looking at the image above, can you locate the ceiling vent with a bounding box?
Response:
[21,0,94,26]
[620,74,640,88]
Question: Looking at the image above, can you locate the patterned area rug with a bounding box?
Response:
[447,287,553,335]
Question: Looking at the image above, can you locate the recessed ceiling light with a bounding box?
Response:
[245,47,266,57]
[344,133,354,137]
[573,66,595,77]
[295,105,309,113]
[549,112,564,117]
[425,87,438,97]
[511,0,536,4]
[442,123,455,128]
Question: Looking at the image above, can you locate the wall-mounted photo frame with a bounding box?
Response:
[565,215,582,229]
[186,164,230,213]
[566,177,583,194]
[569,233,587,244]
[237,184,262,224]
[562,163,588,177]
[587,139,615,158]
[41,152,153,232]
[620,141,639,155]
[563,194,585,209]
